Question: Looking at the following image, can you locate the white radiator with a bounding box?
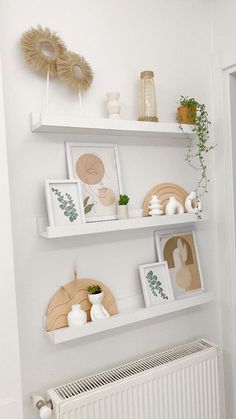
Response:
[46,339,220,419]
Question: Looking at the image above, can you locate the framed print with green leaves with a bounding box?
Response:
[139,261,174,307]
[66,142,123,222]
[45,180,85,227]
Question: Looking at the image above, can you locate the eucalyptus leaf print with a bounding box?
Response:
[146,270,168,300]
[52,188,78,222]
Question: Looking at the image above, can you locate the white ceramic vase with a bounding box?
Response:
[148,195,163,216]
[165,196,184,215]
[88,292,110,321]
[106,92,121,119]
[117,205,129,220]
[185,191,202,213]
[67,304,87,327]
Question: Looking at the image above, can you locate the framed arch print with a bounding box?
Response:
[154,229,204,299]
[66,142,123,222]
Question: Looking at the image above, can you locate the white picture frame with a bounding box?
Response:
[66,142,123,222]
[45,180,86,227]
[154,228,204,299]
[139,261,174,307]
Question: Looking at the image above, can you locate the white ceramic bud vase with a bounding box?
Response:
[185,191,202,213]
[165,196,184,215]
[106,92,121,119]
[88,292,110,321]
[67,304,87,327]
[117,205,129,220]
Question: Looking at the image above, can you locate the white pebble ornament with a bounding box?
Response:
[165,196,184,215]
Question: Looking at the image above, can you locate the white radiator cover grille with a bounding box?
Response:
[47,339,220,419]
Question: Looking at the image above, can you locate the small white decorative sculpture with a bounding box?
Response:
[165,196,184,215]
[185,191,202,213]
[106,92,121,119]
[67,304,87,327]
[88,291,110,321]
[148,195,163,216]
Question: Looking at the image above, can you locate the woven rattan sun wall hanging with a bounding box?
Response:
[20,25,93,94]
[57,51,93,93]
[21,25,66,76]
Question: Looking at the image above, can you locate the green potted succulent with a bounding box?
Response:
[177,96,214,216]
[117,194,130,220]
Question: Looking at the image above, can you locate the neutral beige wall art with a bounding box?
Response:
[45,278,118,331]
[155,230,203,298]
[20,25,93,93]
[142,183,188,216]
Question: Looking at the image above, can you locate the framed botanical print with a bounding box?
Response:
[45,180,85,227]
[66,142,123,222]
[139,261,174,307]
[154,229,204,298]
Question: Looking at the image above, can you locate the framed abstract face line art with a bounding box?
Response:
[66,142,123,222]
[154,229,204,299]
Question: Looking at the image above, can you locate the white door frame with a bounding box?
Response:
[0,54,23,418]
[213,51,236,419]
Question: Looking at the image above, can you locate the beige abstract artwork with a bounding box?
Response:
[159,232,203,298]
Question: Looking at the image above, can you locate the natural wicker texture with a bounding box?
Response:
[56,51,93,92]
[21,25,66,76]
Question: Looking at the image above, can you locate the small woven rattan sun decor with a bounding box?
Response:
[57,51,93,93]
[21,25,66,76]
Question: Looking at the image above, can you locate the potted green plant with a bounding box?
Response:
[87,284,110,321]
[177,96,214,216]
[117,194,130,220]
[177,96,197,124]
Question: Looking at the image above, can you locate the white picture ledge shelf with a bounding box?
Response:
[46,291,214,344]
[38,213,206,239]
[31,113,194,139]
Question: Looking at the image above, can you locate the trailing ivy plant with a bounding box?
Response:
[146,270,168,300]
[178,96,214,217]
[51,188,78,222]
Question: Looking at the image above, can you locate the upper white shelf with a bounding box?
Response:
[31,113,194,139]
[38,213,205,239]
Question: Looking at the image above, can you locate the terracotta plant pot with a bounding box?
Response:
[177,105,196,124]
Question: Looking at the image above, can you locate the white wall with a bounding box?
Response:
[0,1,219,418]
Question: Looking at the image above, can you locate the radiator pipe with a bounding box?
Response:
[31,393,53,419]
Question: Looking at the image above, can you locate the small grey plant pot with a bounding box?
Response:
[117,205,129,220]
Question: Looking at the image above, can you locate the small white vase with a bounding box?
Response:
[185,191,202,213]
[67,304,87,327]
[117,205,129,220]
[106,92,121,119]
[165,196,184,215]
[88,292,110,321]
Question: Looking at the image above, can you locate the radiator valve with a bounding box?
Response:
[31,393,53,419]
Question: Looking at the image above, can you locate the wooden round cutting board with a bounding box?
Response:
[45,278,118,331]
[142,183,188,216]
